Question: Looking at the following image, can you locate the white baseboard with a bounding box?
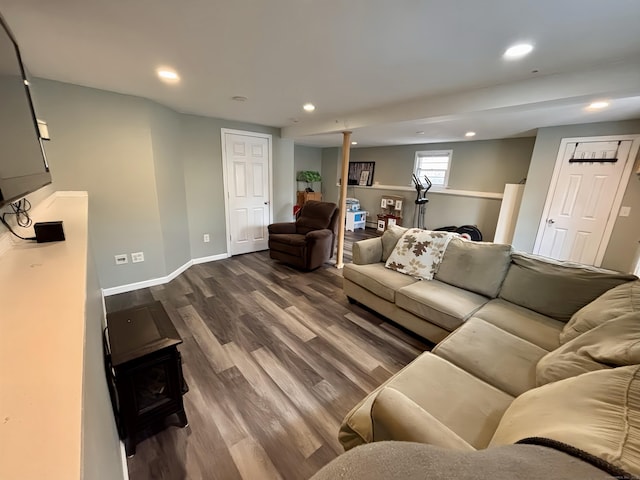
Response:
[192,253,229,265]
[102,252,230,296]
[120,441,130,480]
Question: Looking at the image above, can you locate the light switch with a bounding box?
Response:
[620,206,631,217]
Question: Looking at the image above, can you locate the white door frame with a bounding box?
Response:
[533,134,640,266]
[221,128,274,256]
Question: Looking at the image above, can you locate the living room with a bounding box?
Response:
[1,1,640,479]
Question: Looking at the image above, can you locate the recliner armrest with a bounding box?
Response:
[306,229,333,243]
[268,222,296,234]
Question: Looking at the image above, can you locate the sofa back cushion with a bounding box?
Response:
[536,312,640,386]
[491,365,640,477]
[560,280,640,344]
[498,253,636,322]
[381,225,408,262]
[435,238,512,298]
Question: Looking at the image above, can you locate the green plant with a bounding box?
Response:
[296,170,322,192]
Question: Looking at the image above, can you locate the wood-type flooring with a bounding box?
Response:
[105,229,431,480]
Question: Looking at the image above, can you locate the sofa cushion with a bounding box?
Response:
[433,317,547,397]
[268,233,306,257]
[343,263,418,303]
[498,253,635,322]
[396,280,489,331]
[371,388,475,450]
[474,299,564,351]
[491,365,640,477]
[339,353,514,450]
[381,225,408,262]
[385,229,459,280]
[311,441,620,480]
[536,312,640,386]
[435,238,512,298]
[560,280,640,344]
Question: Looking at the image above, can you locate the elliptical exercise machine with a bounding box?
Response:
[412,174,432,229]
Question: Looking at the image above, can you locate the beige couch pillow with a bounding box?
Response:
[560,280,640,344]
[536,312,640,386]
[381,225,408,262]
[435,238,512,298]
[498,253,636,322]
[385,229,459,280]
[491,365,640,477]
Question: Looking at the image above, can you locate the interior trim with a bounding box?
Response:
[337,183,504,200]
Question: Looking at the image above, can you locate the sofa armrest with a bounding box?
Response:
[268,222,296,234]
[353,237,383,265]
[372,388,475,451]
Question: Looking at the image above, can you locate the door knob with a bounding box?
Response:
[264,201,269,205]
[547,218,555,225]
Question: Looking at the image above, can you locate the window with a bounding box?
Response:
[414,150,452,187]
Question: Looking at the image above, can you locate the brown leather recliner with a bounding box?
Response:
[268,201,339,271]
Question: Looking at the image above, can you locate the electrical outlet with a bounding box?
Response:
[620,206,631,217]
[115,254,128,265]
[203,233,210,243]
[131,252,145,263]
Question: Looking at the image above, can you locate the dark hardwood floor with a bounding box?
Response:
[105,229,431,480]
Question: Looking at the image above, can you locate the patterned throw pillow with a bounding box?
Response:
[385,228,459,280]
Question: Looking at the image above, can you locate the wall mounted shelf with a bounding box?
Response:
[338,183,504,200]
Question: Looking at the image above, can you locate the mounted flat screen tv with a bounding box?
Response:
[0,14,51,207]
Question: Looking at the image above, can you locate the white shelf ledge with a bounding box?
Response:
[338,183,504,200]
[0,192,89,480]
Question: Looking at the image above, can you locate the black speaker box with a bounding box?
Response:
[34,221,65,243]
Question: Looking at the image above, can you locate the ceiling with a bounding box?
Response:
[1,0,640,147]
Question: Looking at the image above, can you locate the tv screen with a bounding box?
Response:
[0,14,51,207]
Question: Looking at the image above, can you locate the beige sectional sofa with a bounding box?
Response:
[339,226,640,476]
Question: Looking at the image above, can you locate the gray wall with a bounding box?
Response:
[32,79,292,289]
[513,119,640,272]
[323,138,534,241]
[149,103,191,273]
[180,114,281,259]
[82,237,124,480]
[34,79,167,288]
[294,145,323,192]
[274,137,295,221]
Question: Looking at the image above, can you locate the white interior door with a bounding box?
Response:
[535,139,632,265]
[222,130,272,256]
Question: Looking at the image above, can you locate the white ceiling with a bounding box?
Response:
[1,0,640,147]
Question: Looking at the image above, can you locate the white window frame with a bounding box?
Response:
[413,150,452,188]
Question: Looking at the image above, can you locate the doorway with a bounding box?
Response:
[533,135,640,266]
[221,129,273,256]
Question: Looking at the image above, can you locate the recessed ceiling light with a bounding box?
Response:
[232,95,248,102]
[303,103,316,112]
[156,68,180,83]
[587,101,609,110]
[503,43,534,59]
[416,131,425,135]
[351,141,358,145]
[465,131,476,137]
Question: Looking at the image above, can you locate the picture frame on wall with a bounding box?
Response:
[349,161,375,186]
